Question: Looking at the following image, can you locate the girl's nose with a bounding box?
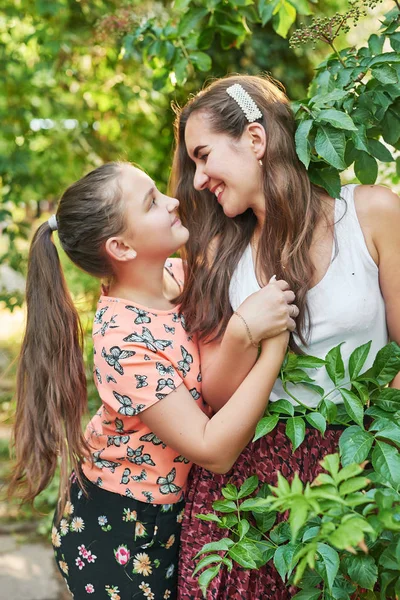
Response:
[193,167,209,191]
[167,196,179,211]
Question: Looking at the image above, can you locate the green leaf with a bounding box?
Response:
[373,387,400,412]
[339,426,374,466]
[295,119,313,169]
[274,1,297,38]
[239,497,271,512]
[238,475,259,499]
[289,497,309,541]
[316,109,357,131]
[382,108,400,145]
[316,543,340,591]
[349,341,372,380]
[308,167,341,199]
[273,543,298,580]
[178,7,209,36]
[286,417,306,451]
[287,0,313,15]
[269,399,294,416]
[372,439,400,486]
[354,151,378,185]
[292,591,321,600]
[371,342,400,385]
[198,564,221,596]
[371,64,398,84]
[253,414,279,442]
[212,499,237,513]
[238,519,250,540]
[319,399,338,424]
[198,28,215,50]
[351,381,369,405]
[336,462,364,483]
[374,423,400,447]
[258,0,279,26]
[343,554,378,590]
[295,355,326,369]
[310,89,348,107]
[285,368,314,383]
[320,453,340,477]
[368,33,384,55]
[368,138,394,162]
[228,540,260,569]
[315,126,346,170]
[196,514,222,524]
[305,412,326,435]
[195,538,234,557]
[221,483,239,500]
[189,51,212,72]
[325,343,345,386]
[339,389,364,428]
[368,51,400,67]
[253,511,277,533]
[193,554,223,576]
[339,476,369,495]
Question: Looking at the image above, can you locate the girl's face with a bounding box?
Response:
[119,165,189,258]
[184,112,264,219]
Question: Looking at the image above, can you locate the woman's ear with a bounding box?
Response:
[246,122,266,160]
[105,237,137,263]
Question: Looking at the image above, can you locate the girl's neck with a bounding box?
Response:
[108,259,180,310]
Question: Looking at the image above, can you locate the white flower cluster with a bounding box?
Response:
[226,84,263,123]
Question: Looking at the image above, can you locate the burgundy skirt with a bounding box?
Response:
[177,422,343,600]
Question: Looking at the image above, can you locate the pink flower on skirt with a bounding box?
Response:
[114,544,131,566]
[85,583,95,594]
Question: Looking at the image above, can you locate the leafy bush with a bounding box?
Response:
[195,341,400,599]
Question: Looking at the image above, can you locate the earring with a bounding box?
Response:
[258,159,263,167]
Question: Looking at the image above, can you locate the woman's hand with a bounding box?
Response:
[235,279,298,345]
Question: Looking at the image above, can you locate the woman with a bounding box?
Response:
[9,161,297,600]
[171,74,400,598]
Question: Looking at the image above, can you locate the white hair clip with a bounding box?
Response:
[48,214,58,231]
[226,83,263,123]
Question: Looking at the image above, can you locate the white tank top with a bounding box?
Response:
[229,184,388,407]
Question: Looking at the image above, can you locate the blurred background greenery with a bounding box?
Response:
[0,0,399,534]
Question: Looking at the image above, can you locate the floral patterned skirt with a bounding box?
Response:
[177,422,344,600]
[52,473,185,600]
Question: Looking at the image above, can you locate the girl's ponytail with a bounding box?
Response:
[9,220,88,515]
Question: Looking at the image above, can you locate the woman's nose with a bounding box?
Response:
[193,167,209,191]
[167,196,179,211]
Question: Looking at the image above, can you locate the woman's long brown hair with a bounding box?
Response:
[171,74,325,350]
[9,162,127,517]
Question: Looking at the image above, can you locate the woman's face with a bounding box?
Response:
[119,165,189,258]
[184,112,264,219]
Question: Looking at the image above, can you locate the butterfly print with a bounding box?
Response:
[173,455,190,464]
[126,445,155,466]
[190,387,201,400]
[123,327,173,353]
[106,374,117,384]
[197,371,202,382]
[94,307,108,324]
[107,434,130,447]
[132,469,147,482]
[139,432,167,449]
[126,306,151,324]
[94,367,102,384]
[115,417,124,433]
[156,393,167,400]
[157,468,182,495]
[177,346,193,378]
[164,325,175,334]
[102,345,135,375]
[120,467,131,485]
[125,489,136,499]
[156,362,175,377]
[172,312,187,331]
[113,391,145,417]
[92,450,121,473]
[135,374,148,389]
[95,477,103,487]
[142,490,154,503]
[144,354,151,361]
[156,378,176,392]
[94,314,118,337]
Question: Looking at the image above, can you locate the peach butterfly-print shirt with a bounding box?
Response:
[82,259,207,504]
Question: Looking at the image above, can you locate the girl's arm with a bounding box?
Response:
[200,279,296,412]
[355,185,400,388]
[140,333,288,474]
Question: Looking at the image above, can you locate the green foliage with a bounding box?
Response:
[194,341,400,598]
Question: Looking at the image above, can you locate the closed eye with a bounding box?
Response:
[199,153,209,162]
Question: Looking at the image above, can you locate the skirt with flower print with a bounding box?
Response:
[52,472,185,600]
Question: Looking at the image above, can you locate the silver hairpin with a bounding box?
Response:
[48,214,58,231]
[226,83,263,123]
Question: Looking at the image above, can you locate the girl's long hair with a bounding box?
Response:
[171,74,326,350]
[9,162,127,517]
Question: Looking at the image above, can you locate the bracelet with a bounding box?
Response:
[233,311,259,348]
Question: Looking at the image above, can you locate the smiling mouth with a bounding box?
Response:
[171,216,181,226]
[211,183,225,202]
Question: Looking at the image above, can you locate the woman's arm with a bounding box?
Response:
[140,333,288,474]
[200,279,296,412]
[355,184,400,388]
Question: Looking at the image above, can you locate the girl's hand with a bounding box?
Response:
[235,279,298,345]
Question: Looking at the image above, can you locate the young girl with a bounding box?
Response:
[9,161,298,600]
[171,74,400,598]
